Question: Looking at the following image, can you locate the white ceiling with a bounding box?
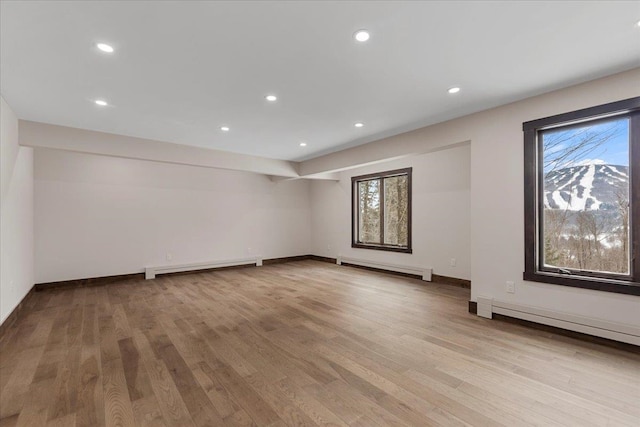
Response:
[2,1,639,162]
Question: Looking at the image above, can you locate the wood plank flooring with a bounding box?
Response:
[1,260,638,426]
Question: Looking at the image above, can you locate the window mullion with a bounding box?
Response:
[379,178,385,245]
[355,182,360,244]
[631,112,640,282]
[524,128,537,275]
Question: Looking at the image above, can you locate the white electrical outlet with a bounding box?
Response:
[506,281,515,293]
[450,258,457,267]
[166,253,172,261]
[327,244,331,251]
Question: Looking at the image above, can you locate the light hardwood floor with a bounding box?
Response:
[0,260,638,426]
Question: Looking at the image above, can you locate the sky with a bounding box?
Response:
[542,117,629,172]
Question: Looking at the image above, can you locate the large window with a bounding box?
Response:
[523,97,640,295]
[352,168,412,253]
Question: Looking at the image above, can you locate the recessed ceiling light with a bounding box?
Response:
[299,142,307,147]
[220,126,230,132]
[94,99,108,106]
[265,95,278,102]
[96,43,114,53]
[448,87,461,94]
[354,30,370,42]
[354,122,364,128]
[636,19,640,27]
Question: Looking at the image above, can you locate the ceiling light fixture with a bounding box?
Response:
[94,99,108,106]
[299,142,307,147]
[636,19,640,27]
[220,126,230,132]
[96,43,114,53]
[354,30,370,42]
[354,122,364,128]
[265,95,277,102]
[448,87,461,94]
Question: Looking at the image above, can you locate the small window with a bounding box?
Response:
[523,97,640,295]
[352,168,412,253]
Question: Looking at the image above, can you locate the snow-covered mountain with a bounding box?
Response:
[543,164,628,211]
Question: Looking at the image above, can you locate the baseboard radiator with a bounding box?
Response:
[145,257,262,279]
[336,255,432,281]
[476,297,640,346]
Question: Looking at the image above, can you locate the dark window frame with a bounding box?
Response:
[523,97,640,296]
[351,167,412,253]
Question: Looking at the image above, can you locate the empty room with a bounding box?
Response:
[1,1,639,426]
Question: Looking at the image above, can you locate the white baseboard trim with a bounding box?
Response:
[479,298,640,346]
[145,257,262,279]
[477,296,493,319]
[336,255,432,281]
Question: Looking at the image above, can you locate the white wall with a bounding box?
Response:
[1,96,34,324]
[306,68,640,332]
[311,144,471,280]
[20,120,299,178]
[467,72,640,329]
[34,149,311,283]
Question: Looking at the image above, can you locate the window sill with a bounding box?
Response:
[352,243,412,254]
[523,271,640,296]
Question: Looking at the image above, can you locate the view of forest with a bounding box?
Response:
[357,175,409,247]
[541,117,630,275]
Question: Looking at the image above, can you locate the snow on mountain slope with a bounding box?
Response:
[544,164,628,211]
